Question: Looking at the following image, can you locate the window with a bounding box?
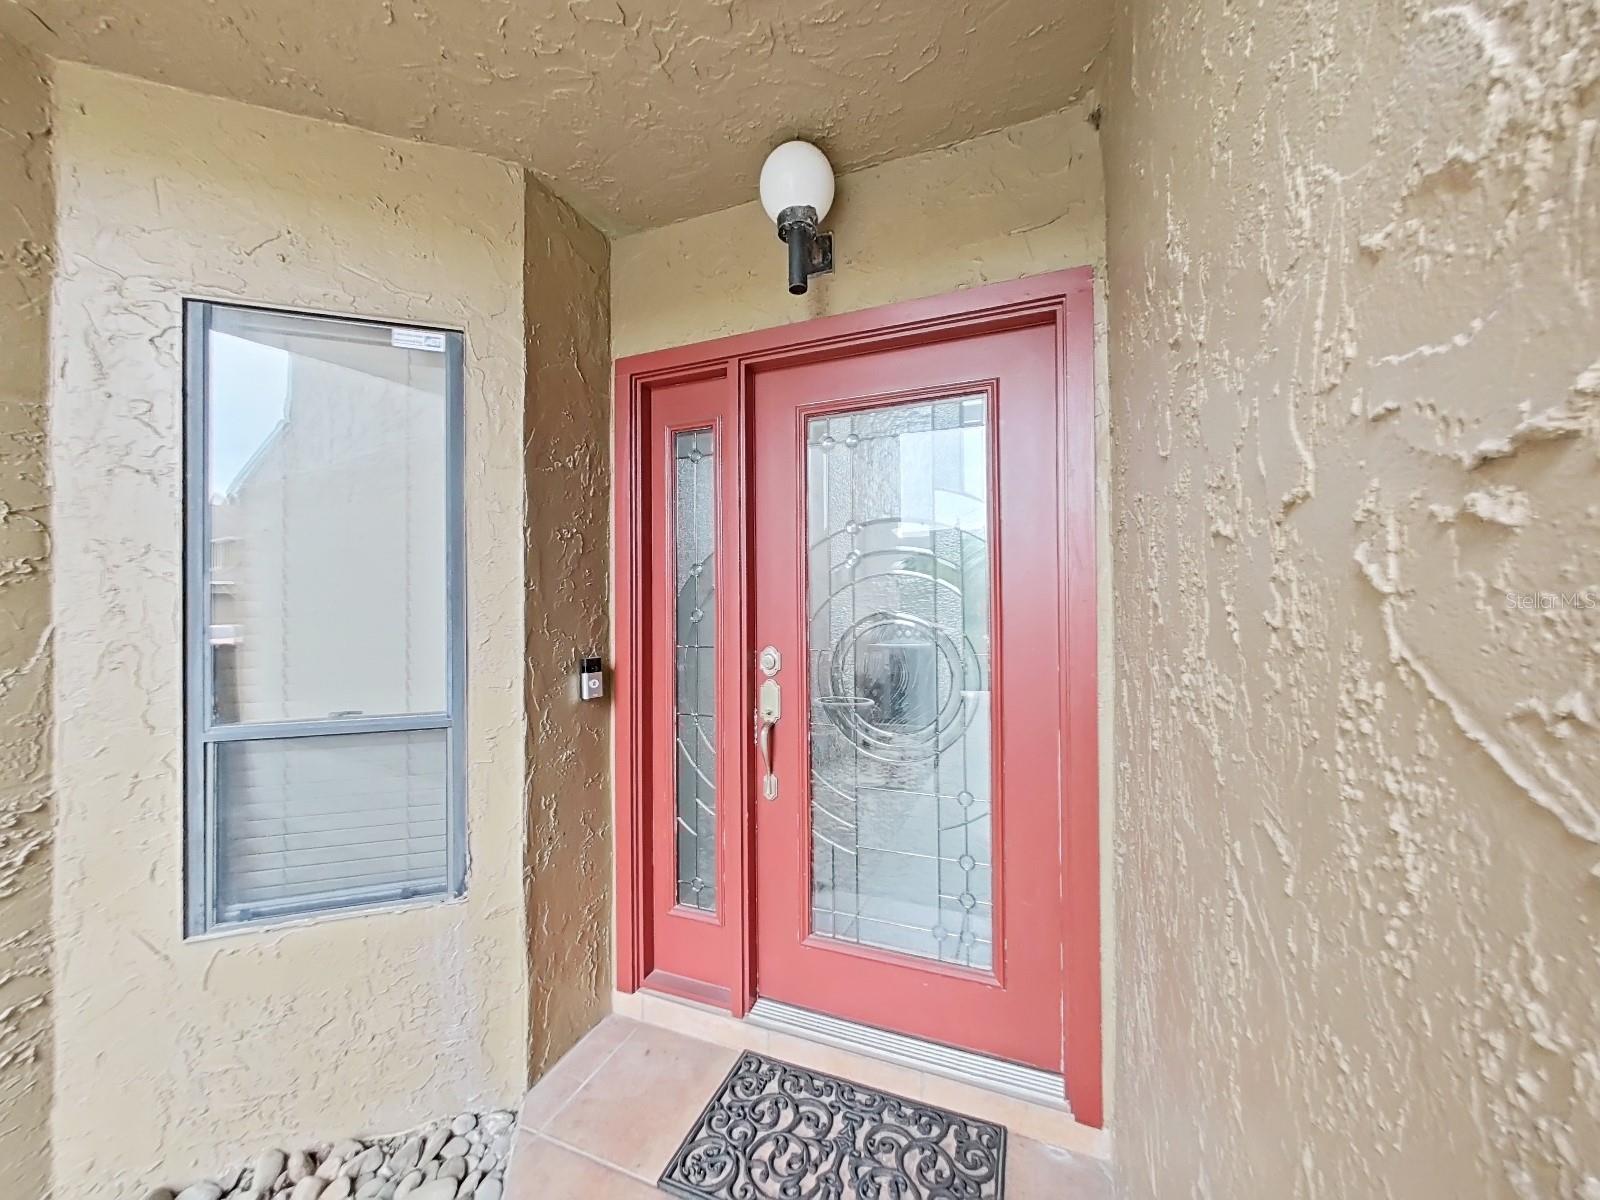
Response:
[672,428,718,912]
[184,302,466,934]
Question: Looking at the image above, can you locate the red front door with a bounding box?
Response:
[750,320,1066,1070]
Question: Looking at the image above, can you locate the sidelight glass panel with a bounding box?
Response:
[673,429,718,911]
[806,395,994,970]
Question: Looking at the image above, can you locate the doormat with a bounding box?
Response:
[658,1050,1007,1199]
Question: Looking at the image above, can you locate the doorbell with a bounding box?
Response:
[578,655,605,701]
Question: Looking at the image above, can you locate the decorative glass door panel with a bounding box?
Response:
[673,429,718,912]
[752,318,1068,1072]
[804,396,994,970]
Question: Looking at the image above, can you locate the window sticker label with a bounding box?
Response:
[391,328,447,352]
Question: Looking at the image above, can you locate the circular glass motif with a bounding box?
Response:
[802,398,995,972]
[809,524,988,765]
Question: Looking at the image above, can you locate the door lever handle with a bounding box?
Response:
[755,707,778,801]
[754,655,782,801]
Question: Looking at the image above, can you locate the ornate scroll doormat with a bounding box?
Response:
[658,1050,1007,1199]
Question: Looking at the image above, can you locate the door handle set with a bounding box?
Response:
[754,645,782,801]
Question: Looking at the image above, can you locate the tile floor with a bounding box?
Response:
[504,1015,1112,1199]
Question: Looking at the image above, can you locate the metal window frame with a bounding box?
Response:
[182,300,469,937]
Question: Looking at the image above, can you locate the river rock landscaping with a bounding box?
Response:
[139,1109,516,1200]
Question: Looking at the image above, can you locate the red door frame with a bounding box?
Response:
[612,268,1102,1126]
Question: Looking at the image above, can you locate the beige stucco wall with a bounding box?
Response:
[610,104,1115,1125]
[612,105,1106,358]
[48,64,529,1198]
[0,33,54,1200]
[1102,0,1600,1195]
[522,184,614,1078]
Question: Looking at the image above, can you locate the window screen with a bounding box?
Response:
[184,302,466,934]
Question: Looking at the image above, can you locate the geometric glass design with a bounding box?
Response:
[674,428,717,912]
[805,395,993,970]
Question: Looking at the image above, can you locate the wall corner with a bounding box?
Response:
[521,171,615,1083]
[0,31,55,1200]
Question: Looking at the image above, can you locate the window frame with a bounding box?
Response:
[181,299,469,937]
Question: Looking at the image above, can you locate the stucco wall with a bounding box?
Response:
[611,105,1106,357]
[1102,0,1600,1196]
[48,64,528,1198]
[0,34,54,1200]
[522,183,614,1078]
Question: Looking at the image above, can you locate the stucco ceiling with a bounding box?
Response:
[0,0,1109,233]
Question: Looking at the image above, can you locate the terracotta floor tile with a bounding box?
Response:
[542,1021,741,1179]
[519,1015,640,1132]
[1005,1133,1114,1199]
[519,1010,1110,1198]
[639,991,771,1053]
[502,1131,663,1199]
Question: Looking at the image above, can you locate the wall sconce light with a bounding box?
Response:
[760,140,835,295]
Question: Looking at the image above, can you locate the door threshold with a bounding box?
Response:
[612,987,1109,1160]
[746,998,1066,1111]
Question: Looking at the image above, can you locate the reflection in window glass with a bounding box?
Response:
[206,307,447,724]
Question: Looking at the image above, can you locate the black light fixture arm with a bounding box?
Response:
[776,204,835,295]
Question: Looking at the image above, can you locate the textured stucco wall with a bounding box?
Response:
[522,182,614,1078]
[0,34,54,1200]
[612,105,1106,357]
[1102,0,1600,1196]
[48,64,528,1199]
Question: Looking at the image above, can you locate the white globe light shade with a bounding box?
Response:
[759,140,835,225]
